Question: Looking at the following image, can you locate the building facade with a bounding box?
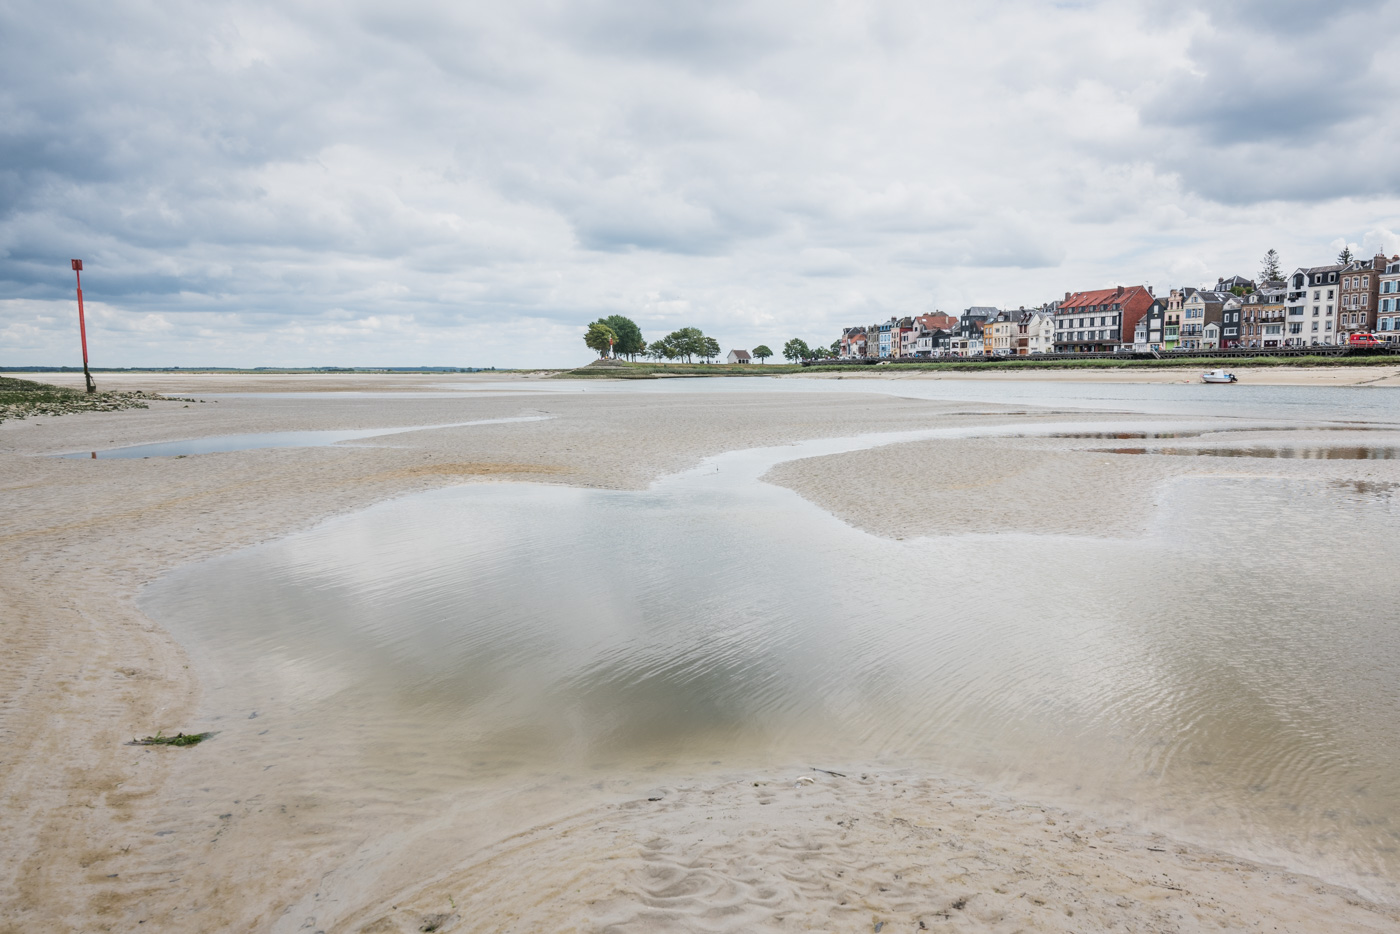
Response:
[1179,289,1229,350]
[1131,296,1167,351]
[1380,257,1400,341]
[1337,255,1387,340]
[984,311,1016,355]
[1164,287,1194,349]
[1220,296,1243,348]
[951,309,994,356]
[1287,264,1344,345]
[1054,285,1155,353]
[1240,281,1287,348]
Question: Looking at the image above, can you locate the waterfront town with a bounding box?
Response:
[832,252,1400,359]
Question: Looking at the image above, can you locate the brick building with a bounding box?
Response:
[1054,285,1156,353]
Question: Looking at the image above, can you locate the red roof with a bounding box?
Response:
[917,313,958,330]
[1061,286,1153,310]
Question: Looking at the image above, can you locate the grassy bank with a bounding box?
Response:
[554,361,806,378]
[0,376,170,422]
[555,355,1398,378]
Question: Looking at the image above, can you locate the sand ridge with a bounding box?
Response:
[345,769,1400,933]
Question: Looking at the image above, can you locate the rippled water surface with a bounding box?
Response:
[141,388,1400,901]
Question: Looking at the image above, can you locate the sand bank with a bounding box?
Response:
[792,364,1400,387]
[2,373,1397,932]
[27,362,1400,392]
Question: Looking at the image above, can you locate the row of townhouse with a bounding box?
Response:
[835,253,1400,358]
[839,308,1056,359]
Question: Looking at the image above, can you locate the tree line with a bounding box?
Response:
[584,315,836,364]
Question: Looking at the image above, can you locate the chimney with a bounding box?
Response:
[1115,285,1124,297]
[1064,292,1071,303]
[1147,285,1154,296]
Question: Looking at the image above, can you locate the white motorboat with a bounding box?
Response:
[1202,369,1238,384]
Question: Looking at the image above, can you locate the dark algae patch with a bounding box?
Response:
[128,731,214,747]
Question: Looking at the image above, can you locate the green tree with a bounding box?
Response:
[649,336,676,360]
[597,315,645,359]
[782,338,810,361]
[752,344,773,363]
[700,336,721,362]
[659,327,708,362]
[1338,244,1354,265]
[584,322,617,357]
[1260,248,1282,282]
[829,340,840,356]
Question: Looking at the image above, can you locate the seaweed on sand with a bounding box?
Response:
[127,731,213,747]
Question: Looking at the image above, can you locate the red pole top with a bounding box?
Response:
[71,259,83,271]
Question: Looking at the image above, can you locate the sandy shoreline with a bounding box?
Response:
[3,372,1399,932]
[26,362,1400,391]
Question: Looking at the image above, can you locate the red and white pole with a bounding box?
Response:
[71,259,95,393]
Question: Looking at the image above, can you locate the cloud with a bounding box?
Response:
[1136,0,1400,203]
[2,0,1399,367]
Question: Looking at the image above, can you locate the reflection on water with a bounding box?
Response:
[142,421,1400,902]
[1100,445,1400,460]
[60,416,551,458]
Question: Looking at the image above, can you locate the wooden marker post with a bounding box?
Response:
[71,259,95,393]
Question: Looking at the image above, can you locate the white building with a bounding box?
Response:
[1286,264,1343,346]
[1379,257,1400,341]
[1020,310,1056,354]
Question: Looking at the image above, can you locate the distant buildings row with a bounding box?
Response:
[837,254,1400,358]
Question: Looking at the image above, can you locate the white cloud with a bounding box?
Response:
[2,0,1399,367]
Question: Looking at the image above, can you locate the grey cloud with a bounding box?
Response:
[556,0,792,69]
[1135,0,1400,202]
[4,0,1400,367]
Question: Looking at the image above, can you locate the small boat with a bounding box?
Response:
[1202,369,1238,384]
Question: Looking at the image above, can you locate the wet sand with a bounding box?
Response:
[3,372,1399,932]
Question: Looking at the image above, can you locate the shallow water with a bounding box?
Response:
[141,407,1400,902]
[59,415,551,458]
[209,375,1400,423]
[1099,444,1400,460]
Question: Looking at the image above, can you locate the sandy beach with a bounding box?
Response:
[3,371,1400,933]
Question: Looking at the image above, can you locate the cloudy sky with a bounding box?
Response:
[4,0,1400,368]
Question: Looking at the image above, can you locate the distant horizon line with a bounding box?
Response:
[2,365,510,373]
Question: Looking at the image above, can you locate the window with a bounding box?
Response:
[1327,289,1335,299]
[1314,291,1321,300]
[1364,276,1370,287]
[1312,321,1319,331]
[1313,307,1320,316]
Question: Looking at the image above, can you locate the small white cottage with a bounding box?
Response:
[726,349,752,364]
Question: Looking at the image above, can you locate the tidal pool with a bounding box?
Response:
[142,418,1400,902]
